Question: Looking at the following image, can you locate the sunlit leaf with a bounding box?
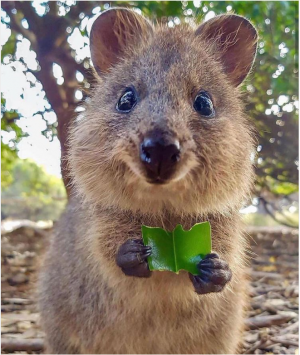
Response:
[142,222,211,275]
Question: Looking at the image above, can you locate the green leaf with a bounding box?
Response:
[142,222,211,275]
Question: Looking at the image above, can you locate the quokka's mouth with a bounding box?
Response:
[146,177,169,185]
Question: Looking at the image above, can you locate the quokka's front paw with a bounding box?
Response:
[116,239,152,278]
[189,253,232,294]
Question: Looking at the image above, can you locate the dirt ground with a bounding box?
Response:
[1,224,298,354]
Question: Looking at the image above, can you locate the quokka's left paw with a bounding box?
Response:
[189,253,232,295]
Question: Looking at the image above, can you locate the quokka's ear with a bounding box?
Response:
[90,8,153,75]
[195,14,258,86]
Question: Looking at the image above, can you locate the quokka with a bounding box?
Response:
[39,7,258,354]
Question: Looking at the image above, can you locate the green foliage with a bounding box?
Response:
[2,159,67,221]
[133,1,183,19]
[1,28,16,62]
[1,141,17,189]
[1,97,26,188]
[265,177,298,195]
[142,222,211,275]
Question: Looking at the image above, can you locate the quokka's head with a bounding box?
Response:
[69,8,258,215]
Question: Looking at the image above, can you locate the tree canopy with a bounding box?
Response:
[1,1,298,201]
[2,158,66,221]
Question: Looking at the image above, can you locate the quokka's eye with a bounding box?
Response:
[116,87,137,113]
[193,91,215,118]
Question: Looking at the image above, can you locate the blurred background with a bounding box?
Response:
[1,1,299,354]
[1,1,298,228]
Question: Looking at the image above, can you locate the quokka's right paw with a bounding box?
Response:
[116,239,152,278]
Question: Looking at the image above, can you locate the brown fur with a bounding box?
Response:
[39,9,257,354]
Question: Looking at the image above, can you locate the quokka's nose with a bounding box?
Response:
[140,134,181,182]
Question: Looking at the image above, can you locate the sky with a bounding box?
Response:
[1,3,100,177]
[1,55,62,176]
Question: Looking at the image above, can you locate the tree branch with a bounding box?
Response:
[260,197,298,228]
[2,6,37,49]
[14,1,41,33]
